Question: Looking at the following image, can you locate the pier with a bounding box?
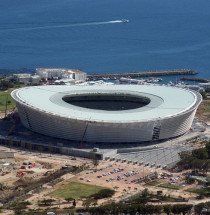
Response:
[181,77,210,83]
[87,69,197,80]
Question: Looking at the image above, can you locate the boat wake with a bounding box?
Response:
[1,20,125,32]
[108,20,124,23]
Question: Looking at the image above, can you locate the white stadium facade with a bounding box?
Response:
[11,85,202,143]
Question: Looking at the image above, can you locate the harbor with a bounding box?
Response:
[87,69,198,80]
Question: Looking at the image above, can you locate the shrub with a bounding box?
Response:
[39,199,55,205]
[65,197,74,203]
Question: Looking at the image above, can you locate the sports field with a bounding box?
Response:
[49,181,106,200]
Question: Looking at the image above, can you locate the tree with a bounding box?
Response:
[92,199,98,207]
[40,199,55,206]
[177,151,194,169]
[163,204,172,215]
[73,199,76,207]
[185,176,196,184]
[0,80,13,90]
[206,141,210,158]
[65,197,74,203]
[193,148,208,160]
[144,205,157,214]
[190,158,203,170]
[181,204,193,215]
[203,160,210,172]
[195,203,205,215]
[92,156,99,168]
[82,198,92,209]
[131,189,150,204]
[10,201,31,215]
[205,88,210,93]
[178,145,210,171]
[142,188,149,198]
[90,189,115,199]
[90,151,99,169]
[172,204,183,215]
[172,204,192,215]
[199,90,207,99]
[153,205,162,214]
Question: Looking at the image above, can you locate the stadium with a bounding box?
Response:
[11,85,202,143]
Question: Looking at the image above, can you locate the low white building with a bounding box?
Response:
[31,75,41,85]
[13,74,41,85]
[13,74,31,85]
[36,68,86,82]
[72,70,87,81]
[36,68,69,79]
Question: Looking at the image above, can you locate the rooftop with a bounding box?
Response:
[12,85,198,123]
[36,68,85,74]
[36,68,69,72]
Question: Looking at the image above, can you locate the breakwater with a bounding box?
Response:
[181,77,210,83]
[87,69,197,80]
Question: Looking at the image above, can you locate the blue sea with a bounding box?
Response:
[0,0,210,83]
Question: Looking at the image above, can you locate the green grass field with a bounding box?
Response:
[199,100,210,114]
[202,104,210,113]
[186,187,210,196]
[49,182,106,200]
[0,89,16,111]
[0,84,27,112]
[158,183,181,190]
[146,180,161,186]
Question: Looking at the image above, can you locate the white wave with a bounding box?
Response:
[1,20,124,32]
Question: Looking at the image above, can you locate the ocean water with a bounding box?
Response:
[0,0,210,80]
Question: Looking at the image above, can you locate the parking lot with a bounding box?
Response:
[78,161,158,185]
[74,159,197,203]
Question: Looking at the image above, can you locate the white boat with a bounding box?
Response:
[121,19,129,23]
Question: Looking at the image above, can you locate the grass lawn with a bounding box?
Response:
[202,105,210,114]
[186,187,210,196]
[49,182,106,200]
[198,100,210,114]
[0,89,16,111]
[158,183,181,190]
[146,180,161,186]
[0,84,27,111]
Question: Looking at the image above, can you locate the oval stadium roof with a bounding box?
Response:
[13,85,197,123]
